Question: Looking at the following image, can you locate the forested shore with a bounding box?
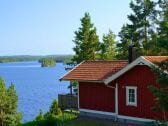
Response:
[0,55,73,64]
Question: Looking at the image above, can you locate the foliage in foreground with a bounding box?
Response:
[149,59,168,124]
[0,77,22,126]
[22,99,77,126]
[22,112,77,126]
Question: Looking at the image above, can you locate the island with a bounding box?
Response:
[39,58,56,67]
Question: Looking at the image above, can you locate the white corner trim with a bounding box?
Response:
[118,115,154,122]
[104,56,153,84]
[59,61,85,81]
[115,83,118,115]
[79,108,116,116]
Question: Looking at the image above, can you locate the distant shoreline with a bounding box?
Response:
[0,55,73,64]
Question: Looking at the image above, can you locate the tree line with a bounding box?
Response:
[72,0,168,64]
[0,55,73,64]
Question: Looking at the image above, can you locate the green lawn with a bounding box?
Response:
[21,111,144,126]
[21,113,113,126]
[21,118,107,126]
[60,120,105,126]
[59,118,111,126]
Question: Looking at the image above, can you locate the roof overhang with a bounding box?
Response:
[59,61,84,81]
[104,56,154,84]
[60,78,104,83]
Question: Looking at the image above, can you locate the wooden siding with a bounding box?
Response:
[114,65,164,120]
[79,82,115,113]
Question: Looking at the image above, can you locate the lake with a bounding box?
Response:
[0,61,69,122]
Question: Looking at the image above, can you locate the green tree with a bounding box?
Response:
[72,12,99,63]
[0,77,22,126]
[35,109,44,121]
[0,77,6,126]
[130,0,157,54]
[100,30,116,60]
[157,0,168,55]
[116,24,132,59]
[45,100,62,120]
[117,0,157,59]
[149,59,168,122]
[39,58,56,67]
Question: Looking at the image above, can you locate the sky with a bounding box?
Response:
[0,0,131,56]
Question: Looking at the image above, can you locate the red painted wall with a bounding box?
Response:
[115,65,164,120]
[79,82,115,113]
[79,65,166,120]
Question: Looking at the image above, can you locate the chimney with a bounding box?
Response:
[128,45,137,63]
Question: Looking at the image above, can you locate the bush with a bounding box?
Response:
[35,110,44,121]
[45,100,62,120]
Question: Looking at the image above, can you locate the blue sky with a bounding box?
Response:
[0,0,131,56]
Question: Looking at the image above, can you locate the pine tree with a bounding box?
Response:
[49,100,61,116]
[157,0,168,55]
[35,109,44,121]
[100,30,116,60]
[72,12,99,63]
[0,77,22,126]
[117,0,157,59]
[131,0,157,54]
[149,59,168,122]
[45,100,61,120]
[0,77,6,126]
[116,24,132,59]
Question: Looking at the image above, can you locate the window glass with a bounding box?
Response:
[126,86,137,106]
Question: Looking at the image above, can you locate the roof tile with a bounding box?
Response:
[60,60,128,81]
[144,56,168,63]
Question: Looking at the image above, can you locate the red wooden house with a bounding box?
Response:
[60,56,168,123]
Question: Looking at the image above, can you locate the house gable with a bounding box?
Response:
[114,65,164,120]
[104,56,153,84]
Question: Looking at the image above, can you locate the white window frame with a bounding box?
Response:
[126,86,137,106]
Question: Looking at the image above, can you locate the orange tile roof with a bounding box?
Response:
[143,56,168,64]
[60,60,128,81]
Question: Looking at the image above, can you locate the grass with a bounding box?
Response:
[21,111,78,126]
[21,111,143,126]
[21,113,111,126]
[59,119,107,126]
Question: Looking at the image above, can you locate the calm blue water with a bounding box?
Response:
[0,61,69,122]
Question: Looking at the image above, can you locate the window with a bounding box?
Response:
[126,86,137,106]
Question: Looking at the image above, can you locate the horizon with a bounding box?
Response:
[0,0,131,56]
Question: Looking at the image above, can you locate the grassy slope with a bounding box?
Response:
[22,119,109,126]
[21,112,112,126]
[59,119,106,126]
